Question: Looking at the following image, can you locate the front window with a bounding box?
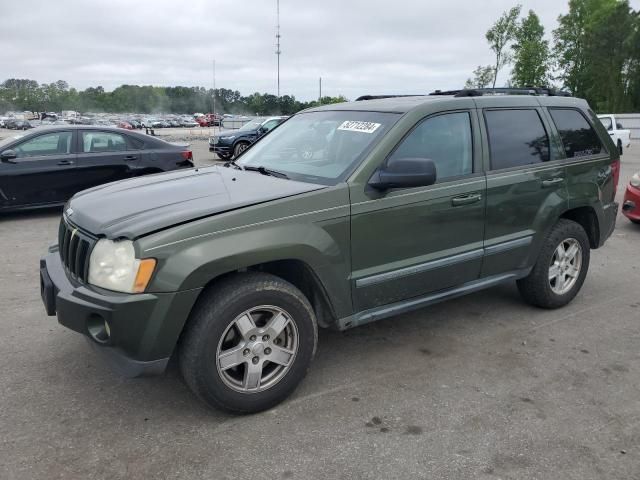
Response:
[599,116,612,131]
[14,132,73,158]
[237,111,400,185]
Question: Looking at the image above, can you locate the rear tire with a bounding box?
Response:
[517,219,590,309]
[179,272,318,414]
[618,140,623,156]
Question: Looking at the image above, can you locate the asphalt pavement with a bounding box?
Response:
[1,140,639,479]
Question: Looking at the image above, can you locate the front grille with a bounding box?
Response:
[58,218,96,283]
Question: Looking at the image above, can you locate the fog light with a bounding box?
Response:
[87,314,110,344]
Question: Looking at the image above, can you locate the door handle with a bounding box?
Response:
[123,155,138,161]
[451,194,482,206]
[541,177,564,188]
[57,160,74,165]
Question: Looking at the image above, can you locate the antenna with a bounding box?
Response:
[275,0,281,97]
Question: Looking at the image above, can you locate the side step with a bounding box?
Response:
[337,270,530,330]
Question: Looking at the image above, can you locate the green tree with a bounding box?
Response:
[486,5,522,87]
[554,0,637,111]
[511,10,550,87]
[464,65,495,89]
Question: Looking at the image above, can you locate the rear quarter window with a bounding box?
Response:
[549,109,604,158]
[485,109,550,170]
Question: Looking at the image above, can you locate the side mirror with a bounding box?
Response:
[0,149,17,162]
[617,122,623,129]
[369,157,437,190]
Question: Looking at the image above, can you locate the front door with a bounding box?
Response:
[0,130,76,208]
[350,110,486,312]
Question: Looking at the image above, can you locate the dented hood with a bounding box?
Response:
[66,166,325,238]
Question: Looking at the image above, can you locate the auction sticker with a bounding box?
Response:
[337,121,381,133]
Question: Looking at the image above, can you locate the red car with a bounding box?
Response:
[622,172,640,224]
[117,121,133,130]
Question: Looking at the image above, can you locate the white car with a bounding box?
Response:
[598,114,631,155]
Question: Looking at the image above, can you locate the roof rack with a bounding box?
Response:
[355,94,424,101]
[429,87,572,98]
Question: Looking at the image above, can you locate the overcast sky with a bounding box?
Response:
[3,0,639,101]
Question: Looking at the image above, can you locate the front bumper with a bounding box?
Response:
[622,185,640,221]
[208,143,233,155]
[40,246,202,377]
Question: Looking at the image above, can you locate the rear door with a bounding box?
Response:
[478,104,568,278]
[0,130,76,208]
[74,130,142,192]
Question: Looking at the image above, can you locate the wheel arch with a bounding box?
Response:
[560,205,600,249]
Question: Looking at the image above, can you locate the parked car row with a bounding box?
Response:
[0,112,249,131]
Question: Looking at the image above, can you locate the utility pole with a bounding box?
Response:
[275,0,281,97]
[212,59,216,117]
[319,77,322,104]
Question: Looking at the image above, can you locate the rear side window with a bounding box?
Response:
[389,111,473,181]
[82,131,129,153]
[549,109,604,158]
[485,109,550,170]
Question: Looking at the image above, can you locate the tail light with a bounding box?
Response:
[612,158,620,193]
[181,150,193,161]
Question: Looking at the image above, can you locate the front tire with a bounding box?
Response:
[517,219,590,309]
[179,272,318,413]
[233,141,250,158]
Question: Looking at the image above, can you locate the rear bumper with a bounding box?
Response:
[622,185,640,221]
[40,247,201,377]
[600,201,619,245]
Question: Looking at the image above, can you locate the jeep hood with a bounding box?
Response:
[66,166,325,238]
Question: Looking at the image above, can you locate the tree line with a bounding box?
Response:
[466,0,640,113]
[0,79,347,116]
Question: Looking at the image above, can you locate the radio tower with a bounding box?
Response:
[275,0,281,97]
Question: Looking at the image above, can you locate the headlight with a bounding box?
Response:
[88,239,156,293]
[631,173,640,188]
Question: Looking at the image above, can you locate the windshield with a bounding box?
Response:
[239,119,265,131]
[237,110,400,185]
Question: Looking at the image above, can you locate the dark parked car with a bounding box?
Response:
[40,88,618,413]
[0,125,194,212]
[209,116,287,159]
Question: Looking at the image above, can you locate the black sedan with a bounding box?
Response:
[209,116,287,160]
[0,126,194,212]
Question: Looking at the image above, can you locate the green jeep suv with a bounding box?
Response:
[40,88,620,413]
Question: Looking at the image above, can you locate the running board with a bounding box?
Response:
[338,270,530,330]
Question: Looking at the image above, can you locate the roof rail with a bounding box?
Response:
[429,87,572,98]
[355,94,424,101]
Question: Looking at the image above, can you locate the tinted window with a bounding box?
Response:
[550,109,604,158]
[14,132,72,158]
[485,109,549,170]
[389,112,473,181]
[82,131,128,153]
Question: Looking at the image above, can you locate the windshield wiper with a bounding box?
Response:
[224,159,244,170]
[243,165,290,179]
